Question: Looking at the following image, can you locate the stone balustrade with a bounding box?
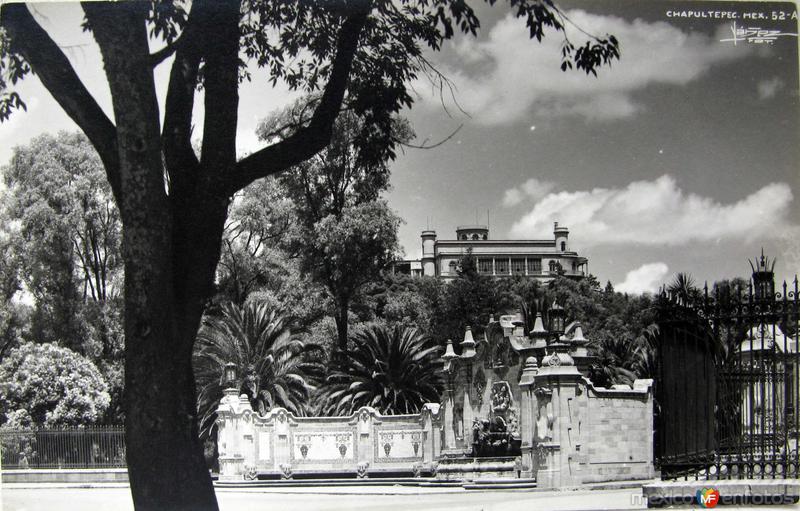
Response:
[216,390,442,481]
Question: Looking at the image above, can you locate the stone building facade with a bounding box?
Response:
[395,222,588,281]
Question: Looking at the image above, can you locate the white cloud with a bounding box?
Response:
[615,262,670,294]
[757,77,783,100]
[419,10,748,124]
[508,175,794,246]
[502,177,556,206]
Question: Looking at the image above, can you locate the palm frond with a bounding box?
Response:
[314,324,443,416]
[193,300,322,438]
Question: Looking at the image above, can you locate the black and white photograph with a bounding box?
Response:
[0,0,797,509]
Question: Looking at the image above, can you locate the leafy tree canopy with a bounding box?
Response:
[0,216,26,362]
[313,200,402,349]
[256,106,411,351]
[0,342,110,427]
[2,132,123,358]
[3,132,122,303]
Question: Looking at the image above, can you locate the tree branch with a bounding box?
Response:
[199,0,240,183]
[162,1,209,193]
[399,124,462,150]
[149,32,185,67]
[1,3,121,201]
[229,5,371,195]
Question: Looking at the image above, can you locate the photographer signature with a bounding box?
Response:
[720,21,798,44]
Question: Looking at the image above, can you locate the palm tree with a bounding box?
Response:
[589,322,660,387]
[315,324,443,416]
[193,301,324,437]
[667,272,702,303]
[588,335,639,387]
[630,323,659,380]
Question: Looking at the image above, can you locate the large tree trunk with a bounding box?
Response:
[123,200,227,511]
[85,4,225,509]
[124,296,217,511]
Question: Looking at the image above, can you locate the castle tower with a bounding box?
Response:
[455,225,489,241]
[554,222,569,252]
[421,230,437,277]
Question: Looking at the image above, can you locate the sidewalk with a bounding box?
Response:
[1,485,651,511]
[0,478,653,492]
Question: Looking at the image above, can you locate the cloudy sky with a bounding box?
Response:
[1,1,798,294]
[391,0,799,293]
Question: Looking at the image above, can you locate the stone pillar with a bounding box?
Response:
[533,349,584,488]
[440,338,458,453]
[457,327,476,453]
[357,408,374,474]
[272,409,292,478]
[634,379,656,477]
[216,389,256,481]
[441,374,458,452]
[421,403,442,470]
[517,356,538,479]
[460,362,475,453]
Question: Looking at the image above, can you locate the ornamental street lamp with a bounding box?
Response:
[223,362,238,390]
[548,301,566,339]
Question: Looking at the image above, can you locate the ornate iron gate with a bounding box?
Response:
[655,258,799,480]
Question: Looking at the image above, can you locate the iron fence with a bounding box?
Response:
[655,267,799,480]
[0,426,126,469]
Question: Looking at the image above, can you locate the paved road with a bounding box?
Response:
[1,486,649,511]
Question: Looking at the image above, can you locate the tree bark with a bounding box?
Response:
[83,3,223,509]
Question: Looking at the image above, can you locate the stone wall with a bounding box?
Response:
[580,380,654,483]
[216,313,656,485]
[532,367,654,487]
[440,314,655,486]
[216,391,441,481]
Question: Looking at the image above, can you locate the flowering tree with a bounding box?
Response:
[0,343,110,427]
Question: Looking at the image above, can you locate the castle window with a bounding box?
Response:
[478,258,493,274]
[495,258,509,275]
[528,258,542,272]
[472,234,480,240]
[482,234,487,240]
[560,241,566,251]
[461,234,468,240]
[549,260,557,272]
[449,260,458,274]
[511,258,525,275]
